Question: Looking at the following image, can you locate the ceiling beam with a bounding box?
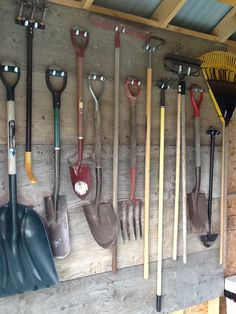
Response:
[151,0,186,27]
[218,0,236,5]
[81,0,94,9]
[211,6,236,42]
[48,0,236,49]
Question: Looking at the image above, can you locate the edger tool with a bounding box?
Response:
[44,68,70,259]
[188,85,208,230]
[0,62,58,297]
[200,127,220,247]
[83,73,118,248]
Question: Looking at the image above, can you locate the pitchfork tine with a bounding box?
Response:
[139,200,142,238]
[119,201,125,242]
[126,203,131,241]
[132,203,137,240]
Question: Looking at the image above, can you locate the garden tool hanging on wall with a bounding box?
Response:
[15,0,48,185]
[200,127,220,247]
[83,73,118,249]
[44,68,70,259]
[143,35,165,280]
[199,51,236,267]
[0,62,58,297]
[187,85,208,230]
[164,54,201,263]
[69,28,92,199]
[156,79,172,313]
[118,78,142,242]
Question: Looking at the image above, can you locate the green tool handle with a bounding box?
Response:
[53,107,60,216]
[94,108,102,169]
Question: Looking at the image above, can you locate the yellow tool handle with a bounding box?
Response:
[157,106,165,296]
[144,67,152,280]
[25,152,37,185]
[173,93,181,261]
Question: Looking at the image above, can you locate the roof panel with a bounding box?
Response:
[94,0,161,18]
[171,0,231,33]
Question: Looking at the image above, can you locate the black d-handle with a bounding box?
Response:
[0,64,20,101]
[45,68,67,108]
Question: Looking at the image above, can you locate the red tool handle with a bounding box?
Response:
[189,84,203,117]
[71,28,89,57]
[125,78,141,105]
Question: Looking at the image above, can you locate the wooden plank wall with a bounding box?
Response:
[0,0,227,313]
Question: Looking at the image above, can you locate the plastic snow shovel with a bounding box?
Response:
[69,28,92,199]
[200,127,220,247]
[188,85,208,230]
[44,68,70,259]
[83,73,118,249]
[0,63,58,297]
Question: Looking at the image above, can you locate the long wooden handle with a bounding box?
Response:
[220,123,228,267]
[181,94,187,264]
[156,105,165,312]
[173,93,181,261]
[112,43,120,274]
[144,67,152,279]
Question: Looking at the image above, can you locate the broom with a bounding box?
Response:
[199,51,236,267]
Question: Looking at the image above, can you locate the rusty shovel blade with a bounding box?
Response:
[69,162,92,200]
[187,191,208,230]
[83,202,118,249]
[44,195,70,259]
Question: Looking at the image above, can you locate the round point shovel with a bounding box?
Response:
[44,68,70,259]
[0,63,58,297]
[69,28,92,199]
[83,73,118,249]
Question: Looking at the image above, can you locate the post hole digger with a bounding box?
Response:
[118,78,142,242]
[188,85,208,230]
[44,68,70,259]
[200,127,220,247]
[199,51,236,267]
[15,0,48,185]
[0,63,58,297]
[69,27,92,199]
[143,35,165,280]
[164,54,201,263]
[83,73,118,249]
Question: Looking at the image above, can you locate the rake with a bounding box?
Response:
[199,51,236,267]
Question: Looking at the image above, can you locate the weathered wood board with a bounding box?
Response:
[0,249,223,314]
[0,144,222,281]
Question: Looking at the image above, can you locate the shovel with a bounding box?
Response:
[69,28,92,199]
[200,127,220,247]
[44,68,70,259]
[83,73,118,249]
[0,63,58,297]
[188,85,208,230]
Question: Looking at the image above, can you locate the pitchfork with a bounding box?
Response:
[119,79,142,242]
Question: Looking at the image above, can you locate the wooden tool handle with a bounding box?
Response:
[144,67,152,279]
[173,93,181,261]
[112,43,120,274]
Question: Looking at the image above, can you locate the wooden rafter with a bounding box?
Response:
[81,0,94,9]
[151,0,186,27]
[218,0,236,5]
[211,6,236,42]
[48,0,236,49]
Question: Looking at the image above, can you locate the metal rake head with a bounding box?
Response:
[15,0,48,29]
[118,199,142,242]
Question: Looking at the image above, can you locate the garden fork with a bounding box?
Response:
[119,79,142,242]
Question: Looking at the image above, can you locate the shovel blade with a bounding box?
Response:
[69,163,92,199]
[200,233,218,248]
[0,203,58,297]
[83,202,118,248]
[188,192,208,230]
[44,195,70,259]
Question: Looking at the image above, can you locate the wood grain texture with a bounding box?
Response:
[0,250,223,314]
[0,144,222,281]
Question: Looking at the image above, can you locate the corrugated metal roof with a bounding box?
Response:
[94,0,161,18]
[171,0,231,33]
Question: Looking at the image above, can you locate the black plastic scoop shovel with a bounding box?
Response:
[200,127,220,247]
[0,63,58,297]
[44,68,70,259]
[83,73,118,248]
